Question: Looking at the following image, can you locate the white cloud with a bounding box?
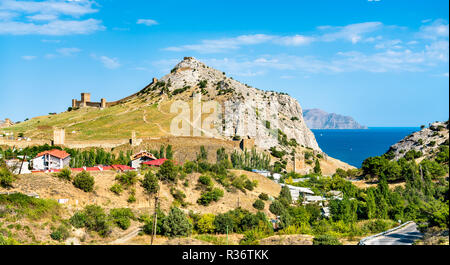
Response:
[165,34,315,53]
[136,19,158,26]
[91,54,121,69]
[57,47,81,56]
[274,35,315,46]
[165,22,385,53]
[0,0,104,35]
[21,55,36,60]
[26,13,58,21]
[320,22,383,43]
[0,18,105,35]
[0,0,98,17]
[41,39,61,43]
[0,10,17,20]
[417,19,449,40]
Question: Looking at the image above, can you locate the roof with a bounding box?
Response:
[305,195,326,201]
[143,158,168,166]
[131,151,157,160]
[111,165,134,171]
[35,149,70,159]
[280,184,314,194]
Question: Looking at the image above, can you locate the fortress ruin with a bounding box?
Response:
[71,78,158,109]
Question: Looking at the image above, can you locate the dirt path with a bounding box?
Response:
[109,227,143,245]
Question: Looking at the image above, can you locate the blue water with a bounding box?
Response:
[311,127,420,168]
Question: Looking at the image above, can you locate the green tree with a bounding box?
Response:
[162,207,193,238]
[253,199,265,210]
[141,171,159,194]
[196,214,216,233]
[73,171,95,192]
[157,160,178,182]
[314,159,322,174]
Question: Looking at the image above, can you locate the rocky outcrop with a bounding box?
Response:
[303,109,367,129]
[145,57,321,151]
[387,121,449,160]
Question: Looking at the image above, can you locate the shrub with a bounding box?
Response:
[110,208,134,230]
[214,213,234,234]
[244,179,257,191]
[50,225,70,241]
[141,171,159,194]
[70,212,87,228]
[110,183,123,195]
[115,171,138,187]
[198,80,207,89]
[127,194,136,203]
[170,187,187,206]
[72,171,95,192]
[198,175,212,187]
[253,199,265,210]
[70,205,111,237]
[55,168,72,181]
[363,219,392,233]
[259,193,269,201]
[313,234,342,245]
[269,200,286,216]
[183,161,197,173]
[197,214,216,234]
[197,188,224,206]
[0,167,15,188]
[142,209,165,235]
[161,207,193,238]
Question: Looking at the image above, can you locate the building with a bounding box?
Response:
[303,195,327,205]
[130,151,156,169]
[72,93,107,109]
[251,169,271,177]
[252,169,282,182]
[280,184,314,202]
[321,207,330,218]
[32,149,71,171]
[328,190,343,200]
[5,159,31,174]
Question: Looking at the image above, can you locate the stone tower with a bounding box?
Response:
[53,128,65,146]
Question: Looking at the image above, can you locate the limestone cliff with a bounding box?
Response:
[144,57,321,151]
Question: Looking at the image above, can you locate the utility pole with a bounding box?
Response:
[151,187,160,245]
[18,151,27,175]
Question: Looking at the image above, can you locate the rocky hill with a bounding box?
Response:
[5,57,320,152]
[303,109,367,129]
[386,121,449,161]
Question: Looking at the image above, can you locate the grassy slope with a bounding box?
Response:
[4,97,177,141]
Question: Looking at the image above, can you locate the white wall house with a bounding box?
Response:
[32,149,71,171]
[280,184,314,202]
[130,151,157,169]
[5,159,31,174]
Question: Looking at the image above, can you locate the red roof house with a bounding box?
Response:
[143,158,169,166]
[32,149,71,171]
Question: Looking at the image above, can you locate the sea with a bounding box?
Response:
[311,127,420,168]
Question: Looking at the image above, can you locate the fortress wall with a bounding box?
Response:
[0,139,52,148]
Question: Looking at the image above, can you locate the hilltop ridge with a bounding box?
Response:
[4,57,321,153]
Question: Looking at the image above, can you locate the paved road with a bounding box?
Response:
[364,223,423,245]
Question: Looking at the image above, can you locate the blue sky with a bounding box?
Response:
[0,0,448,127]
